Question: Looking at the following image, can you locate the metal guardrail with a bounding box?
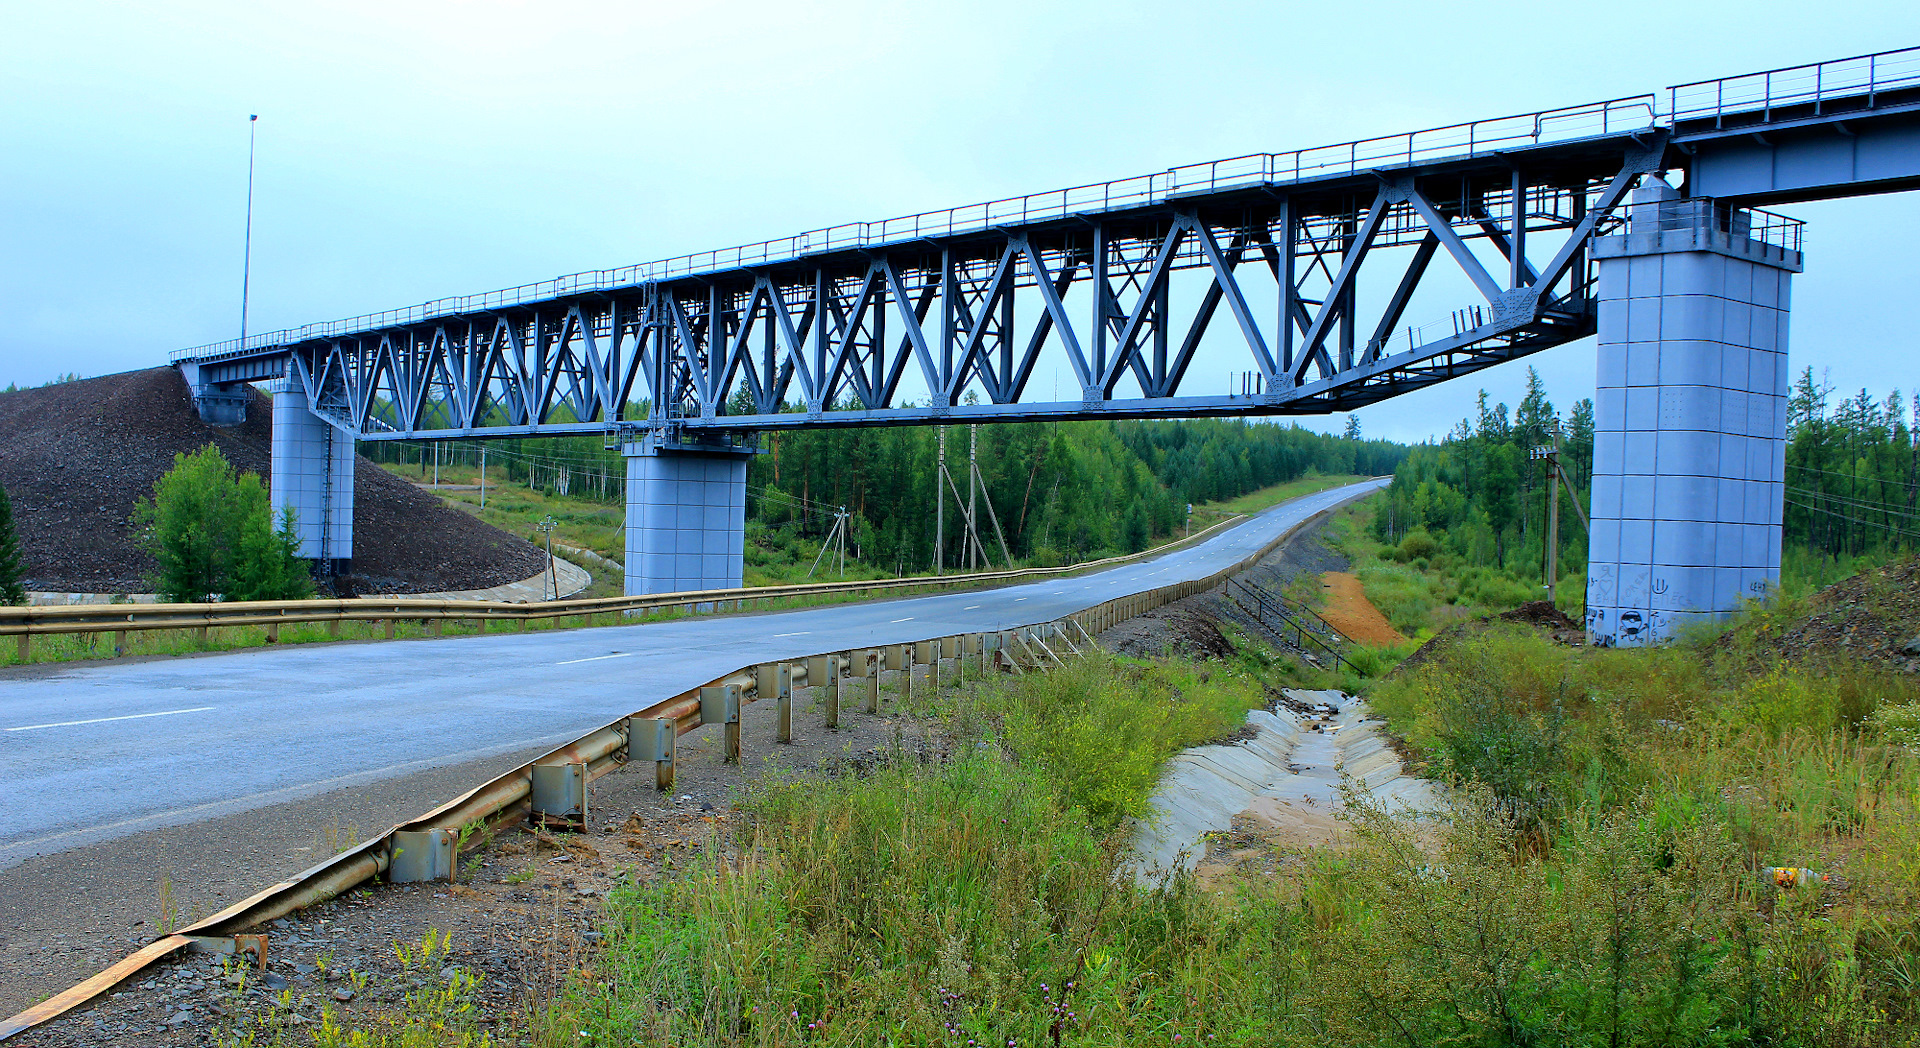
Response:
[0,490,1361,1042]
[1223,576,1356,672]
[169,94,1654,366]
[0,514,1248,660]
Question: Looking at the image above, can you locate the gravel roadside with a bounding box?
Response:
[9,669,942,1046]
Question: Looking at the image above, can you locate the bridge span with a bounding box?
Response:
[170,48,1920,644]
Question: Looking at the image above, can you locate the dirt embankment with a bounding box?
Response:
[0,367,545,594]
[1728,556,1920,671]
[1099,512,1398,663]
[1315,571,1406,645]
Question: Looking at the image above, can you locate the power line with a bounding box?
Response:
[1784,485,1920,522]
[1783,495,1920,542]
[1786,461,1920,485]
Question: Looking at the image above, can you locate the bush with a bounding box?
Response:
[131,445,313,602]
[1396,527,1439,562]
[0,482,22,605]
[984,656,1262,829]
[1304,789,1757,1046]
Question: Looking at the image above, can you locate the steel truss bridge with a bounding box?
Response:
[174,48,1920,441]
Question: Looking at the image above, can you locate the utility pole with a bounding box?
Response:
[1529,443,1590,608]
[967,425,979,571]
[1530,445,1558,604]
[934,427,946,575]
[240,114,258,345]
[536,515,558,600]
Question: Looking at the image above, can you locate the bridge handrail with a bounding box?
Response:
[169,93,1654,365]
[1667,45,1920,127]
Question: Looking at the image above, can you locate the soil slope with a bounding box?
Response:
[0,368,545,594]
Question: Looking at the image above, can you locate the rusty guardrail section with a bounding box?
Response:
[0,514,1248,660]
[0,498,1351,1042]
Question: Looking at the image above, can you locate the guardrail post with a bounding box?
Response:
[700,685,741,762]
[889,644,911,699]
[626,717,676,791]
[770,663,794,743]
[328,618,341,638]
[915,639,937,692]
[431,618,444,637]
[384,619,396,640]
[806,655,836,729]
[533,760,591,825]
[112,630,126,657]
[388,828,457,883]
[194,625,209,646]
[16,634,28,662]
[852,648,877,713]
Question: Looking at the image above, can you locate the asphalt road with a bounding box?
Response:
[0,478,1384,871]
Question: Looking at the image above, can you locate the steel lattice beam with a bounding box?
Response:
[245,131,1664,441]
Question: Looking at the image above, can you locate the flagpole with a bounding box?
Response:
[240,114,258,344]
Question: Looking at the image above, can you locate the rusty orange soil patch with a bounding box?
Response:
[1318,571,1407,646]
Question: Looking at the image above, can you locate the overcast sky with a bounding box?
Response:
[4,1,1916,443]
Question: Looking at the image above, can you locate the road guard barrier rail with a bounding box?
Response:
[0,496,1352,1042]
[0,514,1249,661]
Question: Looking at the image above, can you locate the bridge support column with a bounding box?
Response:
[1585,179,1802,646]
[622,440,749,596]
[269,380,354,574]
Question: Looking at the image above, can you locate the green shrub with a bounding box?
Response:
[131,445,313,602]
[0,482,22,605]
[985,656,1262,828]
[1871,702,1920,754]
[1396,527,1439,562]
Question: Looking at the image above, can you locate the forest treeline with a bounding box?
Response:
[1369,364,1919,592]
[1370,368,1594,588]
[360,413,1406,571]
[1784,368,1920,565]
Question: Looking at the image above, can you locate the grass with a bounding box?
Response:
[539,654,1296,1046]
[1356,620,1920,1044]
[527,557,1920,1045]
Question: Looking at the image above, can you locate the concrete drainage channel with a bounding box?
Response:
[1125,689,1439,886]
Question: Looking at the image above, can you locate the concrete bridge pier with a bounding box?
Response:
[622,439,749,596]
[1584,178,1802,645]
[268,380,354,576]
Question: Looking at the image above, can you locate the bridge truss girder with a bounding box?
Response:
[283,135,1665,440]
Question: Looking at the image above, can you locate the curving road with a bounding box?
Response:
[0,478,1383,871]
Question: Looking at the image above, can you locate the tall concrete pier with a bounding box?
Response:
[269,380,354,576]
[1584,180,1802,645]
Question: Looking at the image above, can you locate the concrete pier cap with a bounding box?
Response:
[1584,176,1803,646]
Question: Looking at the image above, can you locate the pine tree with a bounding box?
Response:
[0,482,24,605]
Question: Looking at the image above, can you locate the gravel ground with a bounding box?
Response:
[0,368,545,595]
[1729,554,1920,671]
